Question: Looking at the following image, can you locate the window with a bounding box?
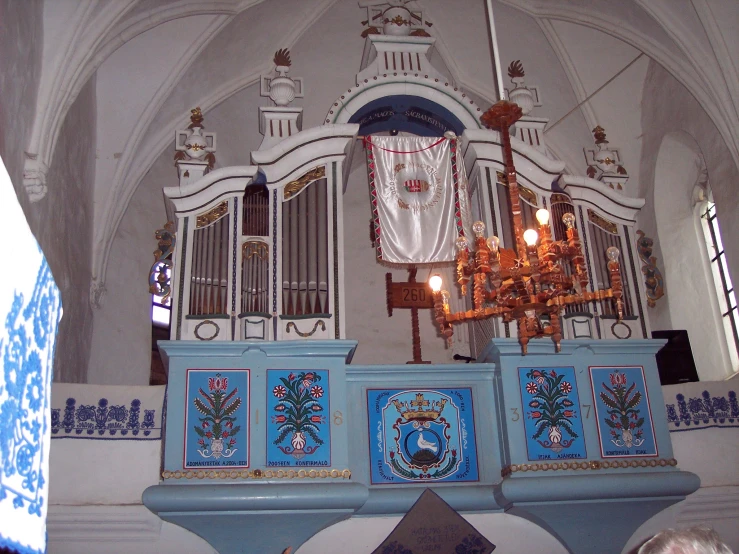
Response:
[701,200,739,370]
[151,266,172,328]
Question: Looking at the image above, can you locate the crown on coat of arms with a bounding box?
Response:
[403,179,430,193]
[392,393,447,422]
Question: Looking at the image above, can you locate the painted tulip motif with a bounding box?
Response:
[271,371,325,459]
[525,369,579,453]
[601,371,645,448]
[193,373,241,459]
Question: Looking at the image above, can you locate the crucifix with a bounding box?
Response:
[385,266,435,364]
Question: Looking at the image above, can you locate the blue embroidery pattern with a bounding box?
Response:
[51,397,160,440]
[666,390,739,431]
[0,257,61,552]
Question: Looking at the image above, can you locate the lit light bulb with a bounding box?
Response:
[486,235,500,253]
[429,274,443,292]
[455,236,469,252]
[562,212,576,229]
[523,229,539,246]
[535,208,550,226]
[606,246,620,262]
[472,221,486,237]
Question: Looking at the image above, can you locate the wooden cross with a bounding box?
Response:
[386,267,434,364]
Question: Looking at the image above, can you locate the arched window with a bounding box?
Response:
[699,193,739,371]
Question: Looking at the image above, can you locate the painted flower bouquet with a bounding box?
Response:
[272,371,325,458]
[525,369,578,451]
[193,374,241,459]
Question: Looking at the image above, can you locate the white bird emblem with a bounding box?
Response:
[417,432,437,452]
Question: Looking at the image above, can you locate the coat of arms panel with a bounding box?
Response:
[518,366,587,461]
[367,388,479,484]
[590,366,658,458]
[184,369,249,469]
[266,369,331,467]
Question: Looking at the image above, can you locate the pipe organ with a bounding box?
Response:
[162,124,358,343]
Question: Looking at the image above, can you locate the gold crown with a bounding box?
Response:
[392,393,447,422]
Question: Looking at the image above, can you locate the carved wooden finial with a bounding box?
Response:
[508,60,525,80]
[273,48,292,68]
[592,125,608,145]
[189,107,204,129]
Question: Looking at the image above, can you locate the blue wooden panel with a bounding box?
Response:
[266,369,331,468]
[589,366,658,457]
[184,369,249,469]
[518,366,587,461]
[367,388,479,484]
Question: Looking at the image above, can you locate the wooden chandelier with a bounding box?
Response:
[430,100,624,355]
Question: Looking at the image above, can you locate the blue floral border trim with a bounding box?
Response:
[51,397,161,440]
[666,390,739,432]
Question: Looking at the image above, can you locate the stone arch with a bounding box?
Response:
[652,131,733,380]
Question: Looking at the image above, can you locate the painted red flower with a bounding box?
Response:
[226,421,233,428]
[530,411,542,418]
[452,449,457,457]
[288,373,296,381]
[311,405,322,411]
[222,431,228,438]
[564,410,574,417]
[206,431,213,438]
[273,385,287,398]
[631,412,638,420]
[198,439,205,446]
[550,370,557,377]
[208,374,228,392]
[615,423,622,429]
[610,372,628,386]
[275,404,286,411]
[560,382,572,394]
[390,451,395,459]
[310,415,325,423]
[310,385,324,399]
[229,439,236,447]
[302,373,315,389]
[611,414,618,421]
[272,415,286,423]
[630,423,636,429]
[529,401,540,408]
[526,382,538,394]
[202,421,209,428]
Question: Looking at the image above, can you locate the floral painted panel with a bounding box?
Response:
[266,370,330,468]
[367,388,479,484]
[590,366,658,457]
[518,367,587,462]
[184,369,249,469]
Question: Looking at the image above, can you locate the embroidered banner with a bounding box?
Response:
[367,135,472,264]
[51,384,164,440]
[1,158,62,554]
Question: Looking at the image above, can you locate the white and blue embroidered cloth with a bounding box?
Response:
[0,158,61,553]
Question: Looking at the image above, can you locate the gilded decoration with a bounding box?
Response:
[587,209,618,234]
[496,170,537,205]
[148,221,176,304]
[162,468,351,480]
[636,230,665,308]
[283,166,325,200]
[196,201,229,228]
[243,241,268,260]
[500,458,677,477]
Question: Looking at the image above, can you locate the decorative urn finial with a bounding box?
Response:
[507,60,535,115]
[174,107,217,171]
[269,49,298,106]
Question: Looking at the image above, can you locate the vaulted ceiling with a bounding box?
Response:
[22,0,739,296]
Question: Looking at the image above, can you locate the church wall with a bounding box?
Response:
[0,0,96,383]
[0,0,43,201]
[638,60,739,378]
